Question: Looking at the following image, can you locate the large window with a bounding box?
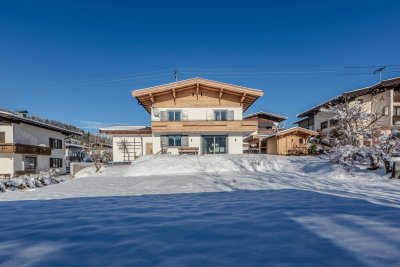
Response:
[24,157,37,170]
[49,138,63,149]
[214,110,227,121]
[168,111,181,121]
[50,158,63,168]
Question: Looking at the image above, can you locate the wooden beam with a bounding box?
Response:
[172,88,176,103]
[219,88,224,103]
[149,93,154,105]
[196,83,199,100]
[240,93,247,105]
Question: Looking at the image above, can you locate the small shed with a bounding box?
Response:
[264,127,318,155]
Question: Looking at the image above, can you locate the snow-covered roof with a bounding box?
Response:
[265,127,318,138]
[99,126,147,131]
[297,76,400,118]
[0,110,83,136]
[243,111,288,121]
[99,126,152,135]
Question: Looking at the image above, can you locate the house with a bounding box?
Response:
[263,127,318,155]
[0,110,82,177]
[295,77,400,143]
[243,111,287,153]
[101,78,264,161]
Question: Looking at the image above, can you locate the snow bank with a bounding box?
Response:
[0,170,67,192]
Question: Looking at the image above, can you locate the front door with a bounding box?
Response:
[146,143,153,155]
[202,136,227,154]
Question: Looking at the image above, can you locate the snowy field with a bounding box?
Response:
[0,155,400,266]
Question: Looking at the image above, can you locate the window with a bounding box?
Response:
[299,138,304,144]
[0,132,5,143]
[357,99,363,104]
[50,158,63,168]
[320,121,328,130]
[161,135,188,147]
[382,106,389,116]
[214,110,227,121]
[24,157,37,170]
[168,111,181,121]
[49,138,63,149]
[394,107,400,116]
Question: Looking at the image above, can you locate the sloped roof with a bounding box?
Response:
[0,110,83,136]
[265,127,318,139]
[243,111,287,122]
[297,77,400,118]
[99,126,152,135]
[132,77,264,113]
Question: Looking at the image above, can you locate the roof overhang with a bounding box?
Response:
[243,111,287,122]
[132,77,264,113]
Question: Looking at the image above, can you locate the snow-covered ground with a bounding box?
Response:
[0,155,399,266]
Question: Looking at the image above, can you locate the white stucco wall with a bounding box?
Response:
[151,107,243,121]
[0,124,14,143]
[112,135,153,162]
[0,156,13,175]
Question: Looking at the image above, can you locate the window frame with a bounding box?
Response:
[214,110,228,121]
[167,110,181,121]
[49,138,63,149]
[320,121,328,130]
[165,135,183,147]
[50,158,63,168]
[24,156,37,170]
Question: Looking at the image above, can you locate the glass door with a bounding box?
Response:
[202,136,227,154]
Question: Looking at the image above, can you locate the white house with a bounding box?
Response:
[100,78,264,162]
[0,110,82,177]
[295,77,400,144]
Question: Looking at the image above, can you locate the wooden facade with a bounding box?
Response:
[152,120,258,133]
[132,78,264,113]
[264,127,318,155]
[0,143,51,155]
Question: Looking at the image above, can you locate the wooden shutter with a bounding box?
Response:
[227,110,234,120]
[0,132,5,143]
[160,111,168,121]
[182,111,188,121]
[181,136,189,147]
[207,110,214,121]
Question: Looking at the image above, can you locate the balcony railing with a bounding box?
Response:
[152,120,258,133]
[0,143,51,155]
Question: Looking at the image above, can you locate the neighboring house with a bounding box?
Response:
[101,77,264,161]
[65,138,87,173]
[263,127,318,155]
[295,77,400,142]
[0,110,82,177]
[243,111,287,153]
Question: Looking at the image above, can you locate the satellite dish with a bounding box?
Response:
[153,108,160,117]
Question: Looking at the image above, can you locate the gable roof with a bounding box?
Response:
[132,77,264,113]
[297,77,400,118]
[266,127,318,138]
[243,111,287,122]
[0,110,83,136]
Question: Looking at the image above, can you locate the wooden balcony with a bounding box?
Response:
[0,143,51,155]
[152,120,258,133]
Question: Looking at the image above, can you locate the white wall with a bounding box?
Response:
[112,135,153,162]
[151,107,243,121]
[0,156,13,175]
[0,124,14,143]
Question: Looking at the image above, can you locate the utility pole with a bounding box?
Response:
[174,69,179,82]
[373,66,386,82]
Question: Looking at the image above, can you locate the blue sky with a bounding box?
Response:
[1,0,399,131]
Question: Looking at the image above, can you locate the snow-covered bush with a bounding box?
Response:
[0,170,67,193]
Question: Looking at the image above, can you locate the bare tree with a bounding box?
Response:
[118,138,131,162]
